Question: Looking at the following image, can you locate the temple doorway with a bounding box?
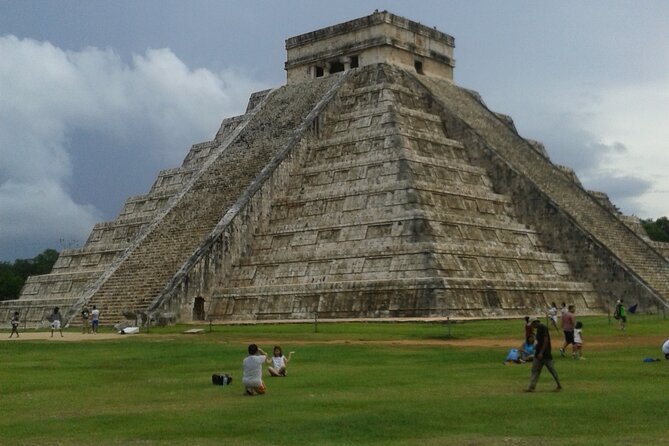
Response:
[193,296,206,321]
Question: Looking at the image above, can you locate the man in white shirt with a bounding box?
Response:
[91,305,100,333]
[662,339,669,360]
[243,344,268,395]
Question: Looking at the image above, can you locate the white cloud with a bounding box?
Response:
[503,75,669,219]
[0,35,267,261]
[587,82,669,217]
[0,179,101,247]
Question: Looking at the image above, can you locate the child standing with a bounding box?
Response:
[547,302,559,331]
[9,311,20,338]
[573,321,585,359]
[267,346,295,377]
[50,307,64,338]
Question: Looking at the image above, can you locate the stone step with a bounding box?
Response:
[211,276,599,320]
[75,76,345,324]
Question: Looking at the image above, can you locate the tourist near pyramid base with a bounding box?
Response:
[3,11,669,327]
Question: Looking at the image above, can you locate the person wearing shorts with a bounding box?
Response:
[560,305,575,357]
[50,307,63,338]
[243,344,268,396]
[9,311,20,338]
[267,346,294,377]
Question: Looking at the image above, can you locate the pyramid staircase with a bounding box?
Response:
[0,92,265,325]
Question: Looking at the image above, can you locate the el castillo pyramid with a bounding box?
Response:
[3,11,669,327]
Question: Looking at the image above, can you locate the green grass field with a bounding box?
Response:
[1,316,668,445]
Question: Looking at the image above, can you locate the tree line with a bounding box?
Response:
[0,249,59,301]
[640,217,669,243]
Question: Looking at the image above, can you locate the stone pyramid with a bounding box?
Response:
[3,11,668,326]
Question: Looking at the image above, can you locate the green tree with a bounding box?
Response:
[655,217,669,238]
[641,217,669,242]
[0,249,59,301]
[0,268,23,299]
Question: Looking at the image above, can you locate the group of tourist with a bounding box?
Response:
[7,302,668,399]
[52,305,99,337]
[524,300,668,392]
[80,305,101,334]
[51,305,100,337]
[7,305,100,338]
[242,344,295,396]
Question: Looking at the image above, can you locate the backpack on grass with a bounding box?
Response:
[212,373,232,385]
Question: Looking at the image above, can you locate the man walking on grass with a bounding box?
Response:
[525,317,562,392]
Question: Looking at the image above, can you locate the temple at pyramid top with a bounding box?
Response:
[285,10,455,83]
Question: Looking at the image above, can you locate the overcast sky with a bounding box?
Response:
[1,0,668,261]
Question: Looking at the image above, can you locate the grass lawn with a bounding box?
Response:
[1,315,668,445]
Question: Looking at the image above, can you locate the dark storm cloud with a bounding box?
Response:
[0,36,267,261]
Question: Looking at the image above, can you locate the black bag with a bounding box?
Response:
[212,373,232,385]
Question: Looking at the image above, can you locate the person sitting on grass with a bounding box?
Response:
[662,339,669,360]
[520,334,536,362]
[242,344,268,396]
[267,346,294,377]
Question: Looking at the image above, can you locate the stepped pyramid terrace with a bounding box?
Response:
[3,11,669,327]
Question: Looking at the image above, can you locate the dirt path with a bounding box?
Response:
[229,335,668,350]
[1,332,130,342]
[3,331,665,351]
